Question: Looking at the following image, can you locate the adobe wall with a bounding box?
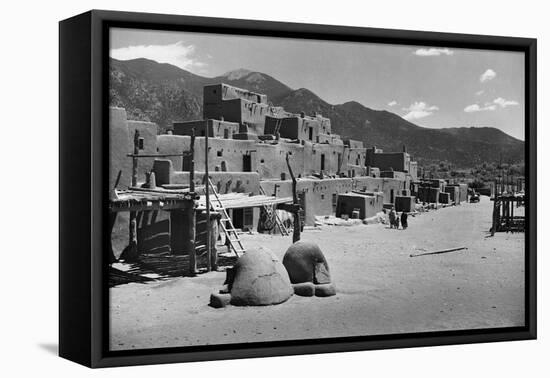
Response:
[367,151,410,172]
[109,108,158,189]
[261,178,355,225]
[353,176,407,205]
[255,142,305,180]
[205,98,288,136]
[109,107,132,189]
[336,192,384,219]
[344,139,364,149]
[204,83,267,105]
[127,120,158,184]
[157,133,366,180]
[157,135,257,173]
[156,135,191,170]
[173,119,239,139]
[171,171,260,195]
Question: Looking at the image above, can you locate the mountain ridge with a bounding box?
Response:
[109,57,524,168]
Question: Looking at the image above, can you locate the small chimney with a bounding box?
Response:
[403,144,407,153]
[300,111,305,118]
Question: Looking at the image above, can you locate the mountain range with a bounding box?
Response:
[109,58,524,168]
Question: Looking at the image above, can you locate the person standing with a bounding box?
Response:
[401,211,408,230]
[389,207,397,229]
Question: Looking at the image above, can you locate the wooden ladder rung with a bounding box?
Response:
[208,178,246,257]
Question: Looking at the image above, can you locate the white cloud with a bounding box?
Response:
[402,101,439,120]
[464,103,496,113]
[464,97,519,113]
[414,48,454,56]
[110,41,206,71]
[494,97,519,108]
[480,69,496,83]
[387,100,397,107]
[475,90,485,96]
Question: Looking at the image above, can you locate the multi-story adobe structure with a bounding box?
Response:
[109,83,418,257]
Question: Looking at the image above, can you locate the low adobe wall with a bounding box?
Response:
[261,177,355,226]
[336,192,384,219]
[353,176,407,205]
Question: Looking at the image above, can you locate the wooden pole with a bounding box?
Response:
[189,128,195,192]
[410,246,467,258]
[131,130,139,187]
[205,124,212,272]
[286,153,301,243]
[127,129,140,261]
[187,128,197,274]
[491,179,497,236]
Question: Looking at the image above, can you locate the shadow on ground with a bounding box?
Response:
[109,251,238,287]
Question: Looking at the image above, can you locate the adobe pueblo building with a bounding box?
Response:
[109,83,420,267]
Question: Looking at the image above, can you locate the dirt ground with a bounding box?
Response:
[109,196,525,351]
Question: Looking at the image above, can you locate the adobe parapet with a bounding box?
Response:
[204,83,268,105]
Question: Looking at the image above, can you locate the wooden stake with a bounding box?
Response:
[186,208,197,274]
[128,129,140,261]
[188,128,197,275]
[189,128,195,193]
[286,153,301,243]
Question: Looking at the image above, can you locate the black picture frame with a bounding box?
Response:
[59,9,537,368]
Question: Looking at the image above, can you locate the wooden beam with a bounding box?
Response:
[126,152,193,158]
[109,200,194,213]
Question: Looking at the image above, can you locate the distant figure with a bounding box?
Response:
[389,207,397,229]
[401,212,408,230]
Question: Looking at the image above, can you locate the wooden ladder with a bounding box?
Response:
[259,186,290,236]
[207,179,246,257]
[273,117,283,137]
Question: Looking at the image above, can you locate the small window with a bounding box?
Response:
[260,159,265,163]
[217,150,223,157]
[321,194,325,200]
[138,137,144,150]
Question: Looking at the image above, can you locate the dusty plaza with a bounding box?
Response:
[105,32,528,353]
[110,196,525,350]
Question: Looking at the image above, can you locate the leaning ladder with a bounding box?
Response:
[273,117,283,137]
[207,179,246,257]
[259,186,290,236]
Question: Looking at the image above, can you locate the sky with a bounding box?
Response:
[110,28,525,140]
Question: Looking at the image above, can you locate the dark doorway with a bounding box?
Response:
[231,207,254,231]
[232,208,244,229]
[390,189,395,204]
[243,154,252,172]
[321,154,325,171]
[308,127,313,140]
